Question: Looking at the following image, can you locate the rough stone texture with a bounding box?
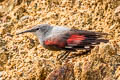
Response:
[0,0,120,80]
[45,62,75,80]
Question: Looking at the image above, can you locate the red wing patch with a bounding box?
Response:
[67,35,86,45]
[45,40,65,48]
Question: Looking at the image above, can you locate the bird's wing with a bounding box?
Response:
[65,29,108,49]
[44,29,108,50]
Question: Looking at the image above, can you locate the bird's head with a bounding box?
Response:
[16,24,52,36]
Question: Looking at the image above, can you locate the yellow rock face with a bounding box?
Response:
[0,0,120,80]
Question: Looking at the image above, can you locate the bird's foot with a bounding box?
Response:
[67,49,91,59]
[56,51,70,61]
[56,49,91,62]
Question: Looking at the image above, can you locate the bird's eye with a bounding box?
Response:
[36,28,39,30]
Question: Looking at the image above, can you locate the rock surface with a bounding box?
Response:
[0,0,120,80]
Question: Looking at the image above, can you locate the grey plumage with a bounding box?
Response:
[17,24,109,51]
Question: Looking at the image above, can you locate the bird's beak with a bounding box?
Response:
[16,29,35,35]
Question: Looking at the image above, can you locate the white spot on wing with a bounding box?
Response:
[84,46,90,49]
[65,46,73,48]
[92,42,96,45]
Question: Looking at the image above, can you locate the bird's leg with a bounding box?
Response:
[57,51,70,61]
[61,51,70,61]
[57,49,91,60]
[67,49,91,59]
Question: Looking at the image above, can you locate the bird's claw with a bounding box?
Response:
[56,51,70,61]
[57,50,91,61]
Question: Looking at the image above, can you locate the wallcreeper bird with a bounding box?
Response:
[17,24,109,60]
